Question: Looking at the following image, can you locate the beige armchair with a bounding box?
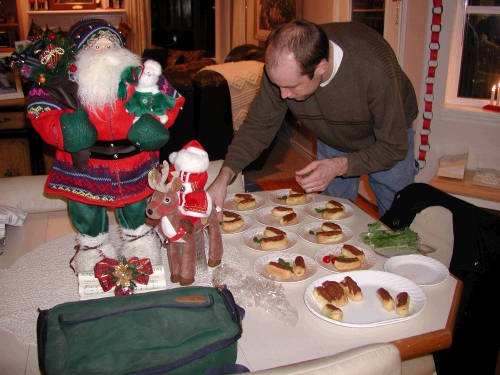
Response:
[249,343,401,375]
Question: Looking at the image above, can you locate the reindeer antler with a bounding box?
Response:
[148,160,171,192]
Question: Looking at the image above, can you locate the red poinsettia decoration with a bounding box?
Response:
[94,256,153,296]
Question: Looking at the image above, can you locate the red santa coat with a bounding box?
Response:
[26,76,184,207]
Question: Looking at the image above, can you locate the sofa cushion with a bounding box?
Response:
[167,49,205,66]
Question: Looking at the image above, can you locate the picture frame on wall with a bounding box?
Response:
[0,53,24,101]
[254,0,302,42]
[48,0,97,10]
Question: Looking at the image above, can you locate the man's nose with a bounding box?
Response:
[280,88,293,99]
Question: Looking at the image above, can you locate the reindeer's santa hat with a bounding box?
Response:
[169,140,212,217]
[169,140,209,193]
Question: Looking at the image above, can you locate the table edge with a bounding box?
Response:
[391,275,463,360]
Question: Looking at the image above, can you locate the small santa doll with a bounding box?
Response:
[168,140,213,221]
[119,59,175,124]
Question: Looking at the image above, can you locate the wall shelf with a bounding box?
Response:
[27,9,126,32]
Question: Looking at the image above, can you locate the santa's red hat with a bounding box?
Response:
[169,140,209,173]
[169,140,209,192]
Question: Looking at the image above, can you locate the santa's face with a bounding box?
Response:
[71,37,142,110]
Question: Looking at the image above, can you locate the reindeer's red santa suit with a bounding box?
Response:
[168,140,213,222]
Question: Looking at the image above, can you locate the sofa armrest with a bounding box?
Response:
[248,343,401,375]
[0,176,67,213]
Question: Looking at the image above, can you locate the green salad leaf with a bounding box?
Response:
[363,221,419,249]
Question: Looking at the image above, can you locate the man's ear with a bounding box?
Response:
[315,59,329,76]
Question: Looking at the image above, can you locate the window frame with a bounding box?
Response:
[444,3,500,127]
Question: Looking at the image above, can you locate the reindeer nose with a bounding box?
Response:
[146,208,153,215]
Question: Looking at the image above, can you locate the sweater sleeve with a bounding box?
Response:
[222,71,288,174]
[344,64,417,177]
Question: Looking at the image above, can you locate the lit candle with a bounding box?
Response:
[491,85,496,106]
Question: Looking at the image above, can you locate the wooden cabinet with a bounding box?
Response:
[0,103,50,178]
[0,0,24,52]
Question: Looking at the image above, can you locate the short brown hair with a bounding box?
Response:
[266,19,329,79]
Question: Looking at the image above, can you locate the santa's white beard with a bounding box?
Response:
[72,47,142,110]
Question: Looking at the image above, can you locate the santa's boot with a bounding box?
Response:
[121,224,162,265]
[71,232,117,275]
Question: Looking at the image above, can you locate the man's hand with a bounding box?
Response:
[207,166,235,221]
[295,157,348,193]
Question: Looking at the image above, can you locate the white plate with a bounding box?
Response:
[223,193,265,212]
[304,270,426,327]
[254,252,318,283]
[267,189,314,207]
[314,244,377,273]
[240,227,299,252]
[304,201,355,221]
[220,212,254,235]
[297,222,353,245]
[253,207,306,227]
[384,254,449,286]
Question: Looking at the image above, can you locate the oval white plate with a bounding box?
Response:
[220,212,254,235]
[297,222,353,245]
[384,254,449,286]
[304,270,426,327]
[253,207,306,227]
[314,244,377,273]
[223,193,265,212]
[267,189,314,207]
[240,227,299,252]
[304,201,355,221]
[254,252,318,283]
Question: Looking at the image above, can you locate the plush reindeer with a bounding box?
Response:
[146,161,223,285]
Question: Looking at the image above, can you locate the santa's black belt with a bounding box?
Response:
[89,139,140,160]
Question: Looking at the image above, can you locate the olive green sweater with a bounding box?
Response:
[223,21,419,177]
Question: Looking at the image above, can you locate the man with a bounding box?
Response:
[26,19,184,273]
[208,19,418,217]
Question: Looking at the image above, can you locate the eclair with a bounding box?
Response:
[260,234,287,250]
[333,257,361,271]
[292,256,306,276]
[236,197,256,210]
[279,212,297,226]
[322,303,343,321]
[265,261,293,280]
[271,206,294,217]
[396,292,410,317]
[377,288,395,311]
[340,276,363,301]
[316,230,343,243]
[341,244,365,263]
[221,211,244,233]
[321,280,348,307]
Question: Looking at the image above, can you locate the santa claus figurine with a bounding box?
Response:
[168,140,213,220]
[26,19,185,274]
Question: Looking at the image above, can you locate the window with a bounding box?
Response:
[447,1,500,109]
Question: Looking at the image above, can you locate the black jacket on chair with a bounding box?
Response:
[381,183,500,375]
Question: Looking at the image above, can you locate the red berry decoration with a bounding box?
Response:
[49,33,57,41]
[38,75,46,84]
[68,64,77,72]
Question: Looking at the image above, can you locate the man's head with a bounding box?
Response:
[265,19,330,101]
[68,18,141,109]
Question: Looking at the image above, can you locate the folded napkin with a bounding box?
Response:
[0,205,28,239]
